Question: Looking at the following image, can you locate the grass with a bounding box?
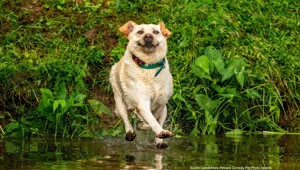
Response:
[0,0,299,138]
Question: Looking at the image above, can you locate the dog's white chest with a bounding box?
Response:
[139,69,172,104]
[123,60,173,105]
[148,78,173,105]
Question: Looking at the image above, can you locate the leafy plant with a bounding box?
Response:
[3,82,87,138]
[36,82,87,138]
[191,46,285,134]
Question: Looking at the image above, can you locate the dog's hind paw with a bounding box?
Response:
[156,130,173,139]
[125,131,136,141]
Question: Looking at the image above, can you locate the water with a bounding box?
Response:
[0,132,299,170]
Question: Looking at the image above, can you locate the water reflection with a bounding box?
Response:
[0,134,299,169]
[122,153,163,170]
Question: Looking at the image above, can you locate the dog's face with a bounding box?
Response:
[119,21,171,55]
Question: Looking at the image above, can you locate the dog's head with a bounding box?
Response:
[119,21,171,59]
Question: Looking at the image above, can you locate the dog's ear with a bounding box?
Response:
[119,21,137,37]
[159,21,171,38]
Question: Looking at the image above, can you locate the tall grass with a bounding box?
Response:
[0,0,299,137]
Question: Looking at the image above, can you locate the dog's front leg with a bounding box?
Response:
[114,95,136,141]
[136,101,173,140]
[154,105,171,148]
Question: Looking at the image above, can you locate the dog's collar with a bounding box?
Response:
[132,54,165,77]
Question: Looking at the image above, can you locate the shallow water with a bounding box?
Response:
[0,132,299,170]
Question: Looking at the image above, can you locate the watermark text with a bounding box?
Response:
[190,166,272,170]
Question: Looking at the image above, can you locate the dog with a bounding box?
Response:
[109,21,173,148]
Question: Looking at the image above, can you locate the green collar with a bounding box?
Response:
[132,54,165,77]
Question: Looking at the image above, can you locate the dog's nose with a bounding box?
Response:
[144,34,153,43]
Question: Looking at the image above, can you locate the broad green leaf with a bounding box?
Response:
[88,100,111,115]
[53,100,67,112]
[205,110,213,125]
[236,66,245,87]
[203,110,219,135]
[56,82,67,100]
[75,94,86,102]
[40,88,53,101]
[195,55,210,74]
[53,100,59,112]
[191,65,212,81]
[74,94,86,106]
[205,46,225,74]
[39,88,53,108]
[222,58,246,82]
[4,121,20,134]
[195,94,219,113]
[222,63,235,81]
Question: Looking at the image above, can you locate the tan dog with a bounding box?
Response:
[109,21,173,148]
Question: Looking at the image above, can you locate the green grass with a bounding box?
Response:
[0,0,299,138]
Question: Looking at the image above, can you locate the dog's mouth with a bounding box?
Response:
[137,42,159,51]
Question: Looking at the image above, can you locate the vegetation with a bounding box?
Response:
[0,0,299,138]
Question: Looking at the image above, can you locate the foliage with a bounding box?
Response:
[3,82,112,138]
[191,46,284,135]
[163,0,300,135]
[0,0,299,138]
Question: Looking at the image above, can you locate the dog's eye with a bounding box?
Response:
[137,30,144,34]
[153,30,160,34]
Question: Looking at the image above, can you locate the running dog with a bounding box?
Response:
[109,21,173,148]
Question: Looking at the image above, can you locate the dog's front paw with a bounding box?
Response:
[156,130,173,139]
[125,131,136,141]
[156,141,168,149]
